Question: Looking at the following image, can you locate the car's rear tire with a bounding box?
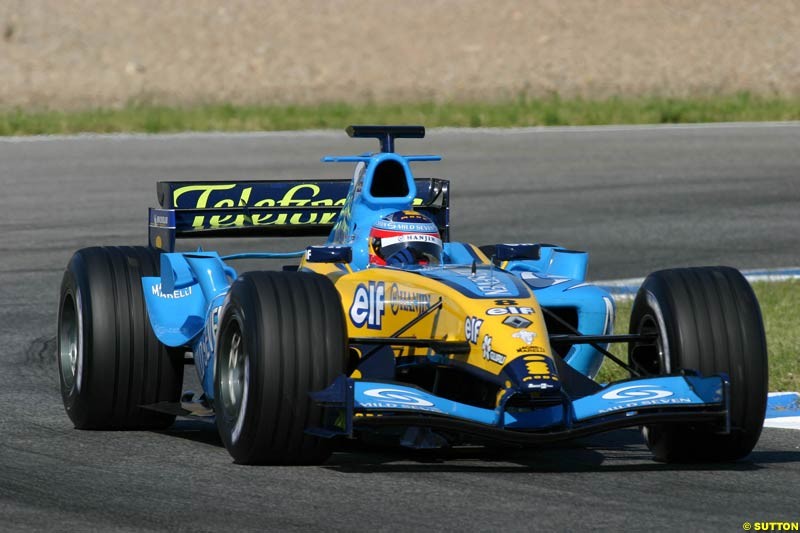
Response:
[628,266,768,462]
[58,246,184,429]
[214,271,348,465]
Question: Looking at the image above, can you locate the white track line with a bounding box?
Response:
[596,268,800,301]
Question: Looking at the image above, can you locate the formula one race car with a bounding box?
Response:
[57,126,768,465]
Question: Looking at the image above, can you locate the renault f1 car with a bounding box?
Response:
[57,126,768,465]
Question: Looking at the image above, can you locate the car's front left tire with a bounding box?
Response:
[628,266,768,462]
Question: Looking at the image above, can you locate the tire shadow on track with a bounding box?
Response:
[321,429,800,474]
[149,421,800,471]
[157,419,223,447]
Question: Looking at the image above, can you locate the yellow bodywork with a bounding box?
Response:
[304,261,558,382]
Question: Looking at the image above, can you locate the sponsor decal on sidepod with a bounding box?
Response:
[151,284,193,299]
[389,283,431,315]
[349,281,385,329]
[350,282,433,329]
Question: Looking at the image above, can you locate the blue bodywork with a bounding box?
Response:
[310,374,726,438]
[143,252,232,396]
[140,125,729,443]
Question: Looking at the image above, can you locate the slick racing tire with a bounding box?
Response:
[58,246,184,429]
[628,266,768,462]
[215,271,348,465]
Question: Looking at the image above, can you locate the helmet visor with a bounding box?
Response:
[376,234,442,265]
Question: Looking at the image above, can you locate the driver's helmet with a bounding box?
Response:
[368,211,443,266]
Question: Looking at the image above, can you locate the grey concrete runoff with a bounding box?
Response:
[1,123,798,531]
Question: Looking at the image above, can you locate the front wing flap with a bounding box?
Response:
[308,374,730,444]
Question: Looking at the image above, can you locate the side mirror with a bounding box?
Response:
[160,253,197,293]
[493,243,541,263]
[305,245,353,263]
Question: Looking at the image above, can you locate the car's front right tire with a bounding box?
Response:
[214,271,348,465]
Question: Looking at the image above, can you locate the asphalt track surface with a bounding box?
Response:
[1,124,799,531]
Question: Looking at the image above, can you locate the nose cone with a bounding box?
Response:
[502,354,561,394]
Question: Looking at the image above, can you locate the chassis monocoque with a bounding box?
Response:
[57,126,768,465]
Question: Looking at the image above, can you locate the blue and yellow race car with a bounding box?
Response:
[57,126,768,464]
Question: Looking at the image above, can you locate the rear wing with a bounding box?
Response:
[149,179,450,252]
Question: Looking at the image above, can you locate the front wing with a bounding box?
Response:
[309,374,730,445]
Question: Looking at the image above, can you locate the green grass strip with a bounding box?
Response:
[2,92,799,136]
[596,279,800,392]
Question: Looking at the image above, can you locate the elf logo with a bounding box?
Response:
[464,316,484,344]
[486,306,534,316]
[349,281,385,329]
